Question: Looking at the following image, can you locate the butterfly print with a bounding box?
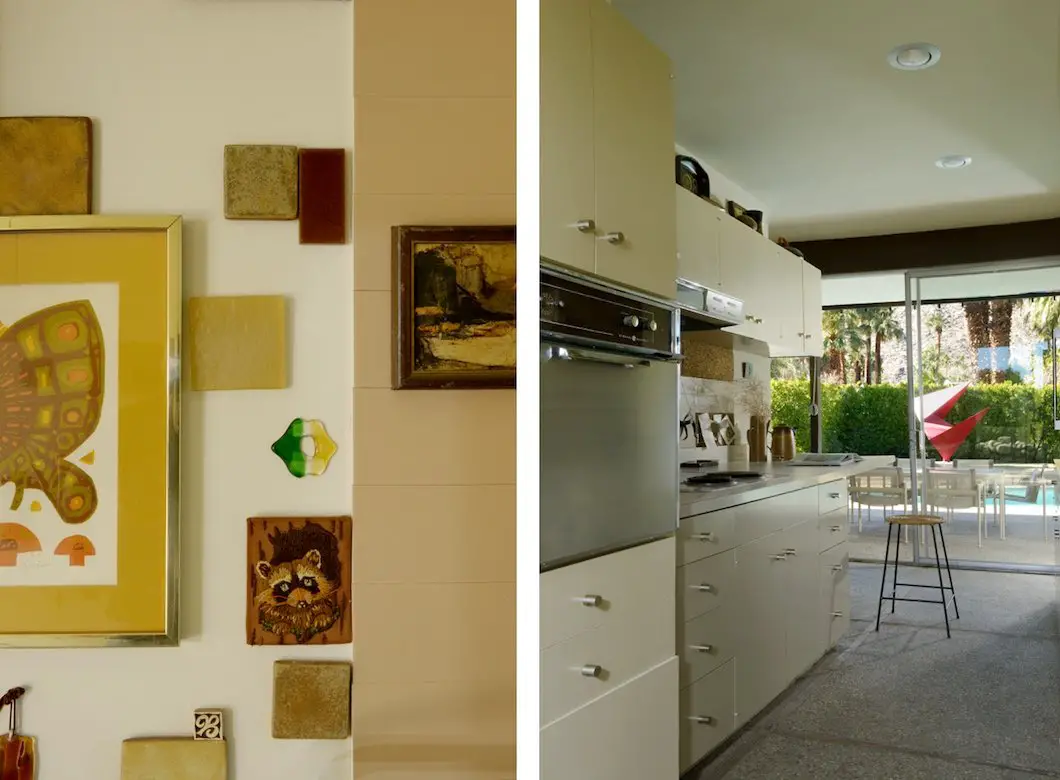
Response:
[0,300,103,524]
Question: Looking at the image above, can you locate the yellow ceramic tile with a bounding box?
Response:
[354,97,515,196]
[0,117,92,216]
[223,144,298,220]
[352,485,514,583]
[354,582,514,685]
[121,738,227,780]
[352,388,515,486]
[273,660,352,739]
[353,291,391,388]
[352,194,515,291]
[187,295,287,391]
[355,0,515,99]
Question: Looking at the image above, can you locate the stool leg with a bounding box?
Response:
[931,525,951,638]
[890,523,900,614]
[938,524,959,619]
[876,521,893,632]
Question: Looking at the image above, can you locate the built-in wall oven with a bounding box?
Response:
[540,263,681,571]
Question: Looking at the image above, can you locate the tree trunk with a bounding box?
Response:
[963,301,991,383]
[853,357,862,383]
[840,352,847,384]
[864,349,872,384]
[875,333,883,383]
[989,299,1014,383]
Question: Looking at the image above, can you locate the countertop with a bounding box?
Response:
[679,456,894,518]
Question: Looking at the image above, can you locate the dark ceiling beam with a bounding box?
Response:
[797,217,1060,276]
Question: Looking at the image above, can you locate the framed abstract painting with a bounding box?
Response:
[0,215,181,646]
[392,225,516,389]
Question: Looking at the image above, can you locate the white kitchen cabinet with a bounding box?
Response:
[820,542,851,648]
[770,246,809,355]
[542,656,680,780]
[782,519,827,680]
[679,659,736,772]
[676,186,721,288]
[540,0,676,298]
[717,215,764,337]
[801,260,823,356]
[540,0,596,274]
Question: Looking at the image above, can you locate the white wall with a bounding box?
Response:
[0,1,353,778]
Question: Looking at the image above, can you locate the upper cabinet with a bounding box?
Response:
[676,184,823,357]
[540,0,677,298]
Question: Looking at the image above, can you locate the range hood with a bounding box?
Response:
[675,277,743,331]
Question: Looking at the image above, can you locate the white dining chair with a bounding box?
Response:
[925,468,985,547]
[849,467,908,532]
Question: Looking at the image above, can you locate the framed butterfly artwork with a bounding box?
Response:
[0,215,181,646]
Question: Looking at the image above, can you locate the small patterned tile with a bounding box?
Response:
[223,144,298,220]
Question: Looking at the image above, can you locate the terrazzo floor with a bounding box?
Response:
[687,564,1060,780]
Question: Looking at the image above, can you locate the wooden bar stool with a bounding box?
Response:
[875,513,959,638]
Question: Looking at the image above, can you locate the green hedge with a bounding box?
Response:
[770,380,1060,463]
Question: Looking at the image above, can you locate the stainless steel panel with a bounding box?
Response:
[540,344,679,570]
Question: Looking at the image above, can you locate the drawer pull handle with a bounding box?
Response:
[771,554,787,561]
[690,644,714,653]
[830,525,842,532]
[573,219,596,233]
[829,492,841,499]
[689,715,715,726]
[692,583,714,593]
[576,595,602,607]
[831,611,844,618]
[783,548,797,556]
[691,532,715,542]
[580,664,603,678]
[600,231,625,245]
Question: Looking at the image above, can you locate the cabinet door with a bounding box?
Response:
[782,519,826,680]
[540,0,596,273]
[717,216,763,338]
[590,0,676,297]
[676,186,721,287]
[771,246,806,354]
[819,543,851,649]
[732,533,787,726]
[802,260,823,356]
[541,656,679,780]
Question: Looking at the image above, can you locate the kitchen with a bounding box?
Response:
[538,0,892,777]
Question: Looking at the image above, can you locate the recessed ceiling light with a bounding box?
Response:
[888,43,941,70]
[935,155,972,169]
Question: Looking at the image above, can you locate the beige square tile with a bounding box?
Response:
[273,660,352,739]
[352,485,515,583]
[355,0,515,99]
[353,290,392,388]
[353,193,516,291]
[187,295,288,391]
[352,388,515,486]
[354,583,514,685]
[121,738,227,780]
[354,97,515,196]
[353,680,515,743]
[223,144,298,220]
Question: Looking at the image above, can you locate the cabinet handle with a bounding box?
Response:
[783,548,797,556]
[830,525,842,532]
[771,554,787,561]
[797,331,805,337]
[831,611,844,618]
[691,532,715,542]
[688,715,715,726]
[829,492,841,499]
[692,583,715,593]
[690,644,714,653]
[599,231,625,245]
[575,595,602,607]
[744,314,756,322]
[573,219,595,233]
[580,664,603,678]
[832,564,844,573]
[755,317,763,324]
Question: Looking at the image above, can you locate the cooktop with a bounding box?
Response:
[684,471,764,486]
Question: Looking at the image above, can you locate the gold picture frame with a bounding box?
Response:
[0,215,181,647]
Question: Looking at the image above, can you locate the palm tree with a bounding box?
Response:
[1026,296,1060,342]
[822,309,856,383]
[871,308,904,382]
[989,299,1014,383]
[926,305,944,353]
[963,300,991,382]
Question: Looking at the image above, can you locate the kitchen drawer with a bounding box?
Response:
[817,508,849,552]
[734,487,816,546]
[678,506,737,566]
[542,537,675,649]
[541,592,674,725]
[679,658,736,772]
[541,655,679,780]
[677,602,735,688]
[819,542,851,648]
[818,480,848,515]
[678,549,736,624]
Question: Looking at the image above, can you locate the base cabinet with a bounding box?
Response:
[679,659,735,772]
[542,656,680,780]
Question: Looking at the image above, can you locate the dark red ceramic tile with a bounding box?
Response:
[298,148,347,244]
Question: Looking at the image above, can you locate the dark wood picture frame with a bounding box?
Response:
[392,224,517,389]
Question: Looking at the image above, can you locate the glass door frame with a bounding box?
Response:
[904,260,1060,576]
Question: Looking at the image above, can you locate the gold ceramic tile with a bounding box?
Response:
[352,485,515,583]
[0,117,92,216]
[354,97,515,196]
[223,144,298,220]
[352,194,515,291]
[352,388,515,486]
[354,582,514,685]
[353,291,391,387]
[355,0,515,98]
[121,738,227,780]
[188,295,288,391]
[273,660,352,739]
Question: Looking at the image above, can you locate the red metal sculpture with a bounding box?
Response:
[913,383,988,462]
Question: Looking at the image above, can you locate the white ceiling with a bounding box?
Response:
[612,0,1060,241]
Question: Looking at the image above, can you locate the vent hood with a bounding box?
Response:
[675,277,743,331]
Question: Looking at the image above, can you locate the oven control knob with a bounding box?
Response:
[646,319,658,332]
[622,315,640,329]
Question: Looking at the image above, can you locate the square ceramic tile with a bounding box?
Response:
[187,295,287,391]
[0,116,92,216]
[273,660,352,739]
[121,738,226,780]
[298,148,346,244]
[223,144,298,220]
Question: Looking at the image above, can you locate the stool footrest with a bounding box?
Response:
[894,581,955,591]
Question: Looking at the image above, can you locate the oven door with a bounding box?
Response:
[540,343,679,571]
